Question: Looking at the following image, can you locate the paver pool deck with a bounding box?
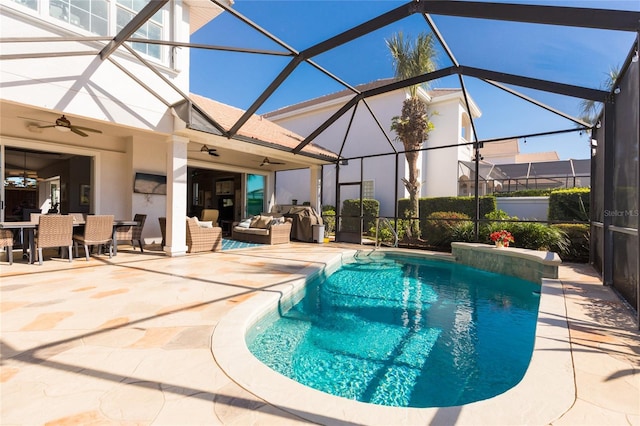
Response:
[1,242,638,425]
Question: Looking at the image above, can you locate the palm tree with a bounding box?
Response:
[386,31,437,239]
[579,66,620,125]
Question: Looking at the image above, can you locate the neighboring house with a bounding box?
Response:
[459,138,589,195]
[481,138,559,164]
[0,0,336,256]
[264,79,481,217]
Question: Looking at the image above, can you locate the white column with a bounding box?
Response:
[309,165,321,211]
[164,135,189,256]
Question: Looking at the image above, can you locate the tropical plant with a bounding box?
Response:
[386,31,438,240]
[578,65,619,125]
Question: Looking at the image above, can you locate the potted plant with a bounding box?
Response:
[490,230,514,248]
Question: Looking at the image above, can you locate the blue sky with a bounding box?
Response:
[190,1,639,160]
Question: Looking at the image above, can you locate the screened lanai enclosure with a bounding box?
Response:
[3,1,639,317]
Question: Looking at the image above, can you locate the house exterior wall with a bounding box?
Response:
[423,100,472,197]
[0,1,196,251]
[269,88,478,216]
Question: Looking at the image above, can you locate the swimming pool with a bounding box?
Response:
[246,253,540,408]
[212,248,574,425]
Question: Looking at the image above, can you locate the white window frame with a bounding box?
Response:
[115,0,169,62]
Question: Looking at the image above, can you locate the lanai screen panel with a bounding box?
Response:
[611,55,639,312]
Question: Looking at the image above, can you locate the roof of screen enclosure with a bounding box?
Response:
[4,0,640,162]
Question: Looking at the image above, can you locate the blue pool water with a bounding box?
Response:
[247,254,540,408]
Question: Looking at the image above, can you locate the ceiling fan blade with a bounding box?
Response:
[37,124,56,129]
[209,151,220,157]
[72,125,102,133]
[71,128,88,137]
[19,116,51,123]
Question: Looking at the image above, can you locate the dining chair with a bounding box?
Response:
[73,215,114,260]
[35,215,74,265]
[0,229,14,265]
[115,214,147,252]
[158,217,166,247]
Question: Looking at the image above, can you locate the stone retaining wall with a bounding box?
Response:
[451,242,561,283]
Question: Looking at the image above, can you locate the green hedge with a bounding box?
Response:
[398,196,496,236]
[495,189,553,197]
[548,188,590,221]
[424,212,471,248]
[341,199,379,233]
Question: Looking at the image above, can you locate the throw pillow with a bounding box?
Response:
[198,221,214,228]
[237,218,252,229]
[254,215,273,229]
[270,217,285,226]
[250,215,261,228]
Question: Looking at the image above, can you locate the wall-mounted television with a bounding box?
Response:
[134,172,167,195]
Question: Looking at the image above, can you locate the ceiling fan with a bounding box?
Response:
[25,115,102,137]
[260,157,285,167]
[199,144,220,157]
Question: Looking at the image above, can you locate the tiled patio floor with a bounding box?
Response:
[0,243,638,425]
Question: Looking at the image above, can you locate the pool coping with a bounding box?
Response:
[211,249,575,425]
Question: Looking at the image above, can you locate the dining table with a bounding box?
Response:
[0,218,139,264]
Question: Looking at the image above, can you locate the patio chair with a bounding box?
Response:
[200,209,219,226]
[35,215,74,265]
[0,229,14,265]
[186,217,222,253]
[73,215,114,260]
[114,213,146,252]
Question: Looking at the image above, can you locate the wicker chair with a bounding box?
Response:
[114,214,146,252]
[200,209,219,226]
[0,229,14,265]
[35,215,74,265]
[73,215,114,260]
[186,217,222,253]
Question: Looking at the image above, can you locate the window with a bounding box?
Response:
[10,0,37,11]
[363,180,375,199]
[49,0,108,36]
[246,174,265,217]
[116,0,165,59]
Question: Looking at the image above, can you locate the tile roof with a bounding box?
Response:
[189,93,337,160]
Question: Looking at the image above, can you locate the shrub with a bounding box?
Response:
[368,218,407,245]
[322,209,336,236]
[551,223,590,262]
[398,196,496,237]
[341,199,379,234]
[506,221,568,251]
[424,211,471,248]
[548,188,590,221]
[494,189,553,197]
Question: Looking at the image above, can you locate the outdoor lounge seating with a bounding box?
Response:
[232,214,292,245]
[114,213,146,252]
[186,217,222,253]
[73,215,113,260]
[200,209,219,226]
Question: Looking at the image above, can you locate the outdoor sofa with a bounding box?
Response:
[232,214,292,245]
